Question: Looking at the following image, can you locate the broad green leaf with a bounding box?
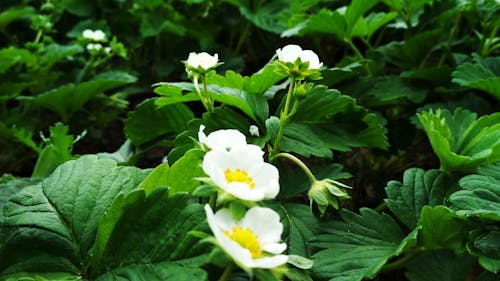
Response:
[385,168,453,228]
[1,271,80,281]
[165,149,205,194]
[0,176,41,226]
[274,203,319,257]
[312,208,418,280]
[1,156,149,274]
[124,99,194,146]
[236,0,290,33]
[404,251,474,281]
[452,55,500,100]
[277,85,388,157]
[18,71,137,120]
[450,163,500,220]
[417,206,469,253]
[138,162,170,195]
[344,0,378,34]
[41,44,84,69]
[282,9,346,38]
[417,108,500,172]
[95,262,206,281]
[32,123,74,178]
[374,29,443,69]
[0,6,34,30]
[353,12,398,39]
[96,188,209,272]
[0,47,36,74]
[166,119,203,164]
[467,229,500,273]
[96,140,136,164]
[154,84,200,107]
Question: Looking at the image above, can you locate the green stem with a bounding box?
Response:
[218,263,234,281]
[346,39,372,75]
[209,194,216,209]
[193,75,210,112]
[235,21,251,54]
[270,77,296,158]
[374,202,387,213]
[34,30,43,44]
[272,152,317,183]
[201,75,214,112]
[482,23,499,56]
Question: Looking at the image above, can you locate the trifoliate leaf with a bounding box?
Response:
[404,250,474,281]
[452,55,500,100]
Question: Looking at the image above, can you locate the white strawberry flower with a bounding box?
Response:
[205,205,288,269]
[82,29,106,41]
[186,52,219,71]
[202,144,279,201]
[276,44,323,70]
[198,125,247,151]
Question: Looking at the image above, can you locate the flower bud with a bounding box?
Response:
[308,178,351,214]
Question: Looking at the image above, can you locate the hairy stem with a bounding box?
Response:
[272,152,317,183]
[270,77,296,158]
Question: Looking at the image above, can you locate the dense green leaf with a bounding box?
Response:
[1,156,149,274]
[385,168,453,228]
[96,262,207,281]
[236,0,290,33]
[452,55,500,100]
[404,251,474,281]
[417,206,469,253]
[467,229,500,273]
[450,163,500,220]
[95,188,209,273]
[18,71,136,120]
[0,176,41,226]
[138,162,170,195]
[417,108,500,172]
[0,47,36,74]
[312,208,417,280]
[125,99,194,146]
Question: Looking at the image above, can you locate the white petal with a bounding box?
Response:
[196,52,218,69]
[251,255,288,268]
[93,30,106,41]
[225,182,265,201]
[299,50,322,69]
[82,29,93,39]
[217,230,254,268]
[262,243,287,254]
[204,129,247,150]
[276,44,302,63]
[240,207,284,244]
[213,208,237,231]
[249,125,260,137]
[187,52,199,68]
[253,162,280,199]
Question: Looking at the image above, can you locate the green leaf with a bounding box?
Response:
[138,162,170,195]
[165,149,205,194]
[40,44,84,69]
[0,47,36,74]
[467,229,500,273]
[417,108,500,172]
[125,99,194,146]
[312,208,418,280]
[278,85,388,157]
[0,6,34,30]
[95,262,207,281]
[417,206,469,253]
[385,168,454,228]
[404,251,474,281]
[32,123,75,178]
[154,84,200,107]
[0,177,41,226]
[452,55,500,100]
[275,203,319,258]
[18,71,136,120]
[282,9,346,38]
[96,188,209,273]
[236,0,290,34]
[1,156,149,274]
[450,163,500,220]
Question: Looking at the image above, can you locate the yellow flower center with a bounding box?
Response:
[224,168,255,189]
[224,226,262,258]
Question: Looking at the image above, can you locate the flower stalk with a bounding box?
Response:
[270,77,296,158]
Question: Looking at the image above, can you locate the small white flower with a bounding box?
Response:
[276,44,323,70]
[104,47,112,54]
[92,30,106,41]
[86,43,103,51]
[82,29,106,41]
[205,205,288,269]
[249,125,260,137]
[198,125,247,151]
[186,52,219,70]
[202,144,279,201]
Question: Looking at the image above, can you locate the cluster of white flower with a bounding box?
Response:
[276,44,323,69]
[199,125,288,269]
[82,29,111,55]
